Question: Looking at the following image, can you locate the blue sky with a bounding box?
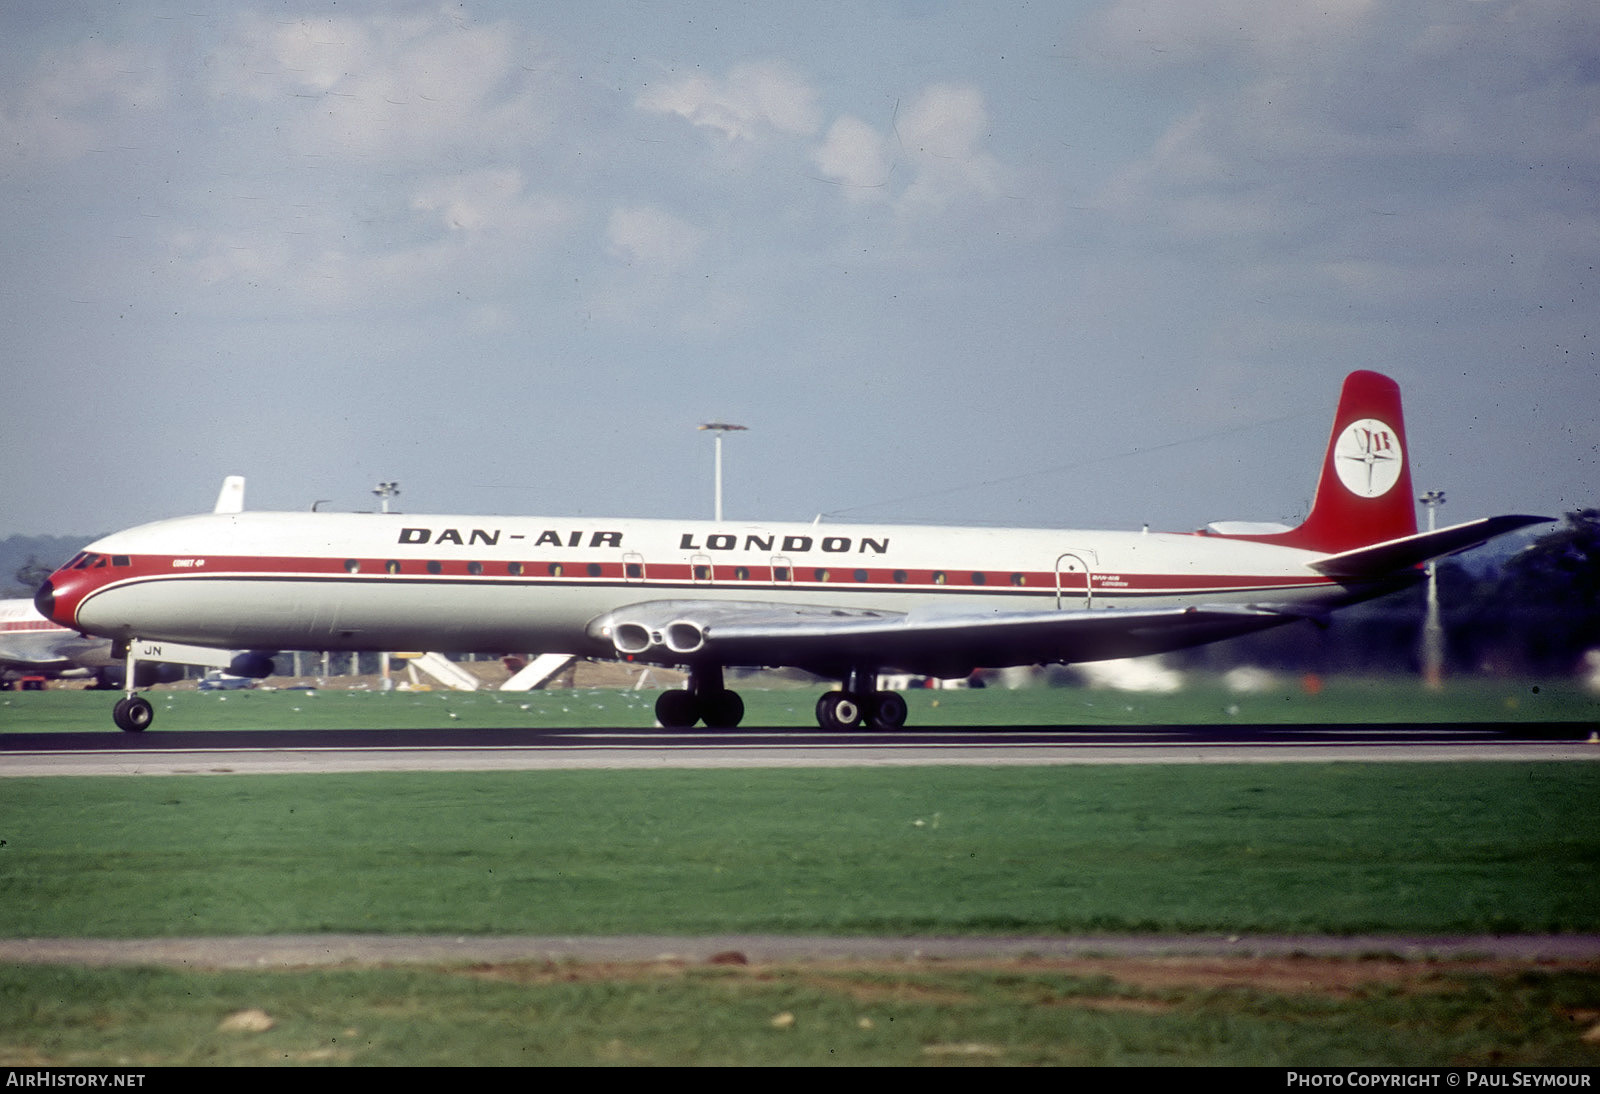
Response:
[2,1,1594,539]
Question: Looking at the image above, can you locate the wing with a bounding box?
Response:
[587,598,1297,679]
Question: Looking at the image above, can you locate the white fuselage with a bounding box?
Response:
[46,509,1376,664]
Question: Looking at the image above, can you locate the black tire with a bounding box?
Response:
[655,689,700,728]
[814,691,863,731]
[700,689,745,729]
[868,690,908,730]
[112,696,154,733]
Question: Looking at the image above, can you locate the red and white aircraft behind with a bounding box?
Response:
[0,598,121,689]
[37,371,1545,732]
[0,599,203,691]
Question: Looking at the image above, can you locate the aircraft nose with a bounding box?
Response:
[33,578,55,622]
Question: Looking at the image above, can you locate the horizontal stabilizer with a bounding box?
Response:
[1309,515,1552,579]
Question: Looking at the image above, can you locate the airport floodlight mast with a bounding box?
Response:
[373,481,400,514]
[1419,490,1447,689]
[698,422,746,521]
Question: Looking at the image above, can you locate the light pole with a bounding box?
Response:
[1419,490,1446,690]
[372,481,401,690]
[698,423,746,521]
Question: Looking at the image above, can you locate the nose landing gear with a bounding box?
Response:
[112,695,154,733]
[110,641,154,732]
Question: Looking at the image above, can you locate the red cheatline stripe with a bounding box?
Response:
[63,553,1336,599]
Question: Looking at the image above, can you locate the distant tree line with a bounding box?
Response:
[1172,510,1600,677]
[1441,507,1600,675]
[0,535,98,599]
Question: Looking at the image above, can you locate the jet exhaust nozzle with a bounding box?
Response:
[612,623,654,655]
[664,621,705,655]
[607,619,705,656]
[227,652,278,679]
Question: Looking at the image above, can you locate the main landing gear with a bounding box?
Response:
[813,665,908,731]
[654,665,746,729]
[653,665,909,732]
[814,688,907,732]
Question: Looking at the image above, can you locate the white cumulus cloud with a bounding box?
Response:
[636,60,820,141]
[811,83,1012,219]
[210,10,555,164]
[813,115,894,198]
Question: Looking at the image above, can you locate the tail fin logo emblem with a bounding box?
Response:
[1334,418,1403,498]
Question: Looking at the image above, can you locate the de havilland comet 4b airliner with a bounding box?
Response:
[37,371,1547,732]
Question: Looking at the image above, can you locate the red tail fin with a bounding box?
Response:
[1235,370,1417,553]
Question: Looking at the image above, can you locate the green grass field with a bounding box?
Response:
[3,671,1597,731]
[7,961,1600,1067]
[4,677,1599,1066]
[5,764,1598,938]
[4,762,1600,1065]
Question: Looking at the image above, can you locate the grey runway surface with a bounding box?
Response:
[3,723,1597,776]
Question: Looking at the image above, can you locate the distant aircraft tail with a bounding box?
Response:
[213,476,246,515]
[1226,370,1417,554]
